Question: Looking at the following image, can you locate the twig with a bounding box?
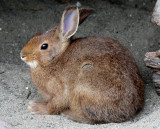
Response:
[26,91,31,99]
[0,71,5,74]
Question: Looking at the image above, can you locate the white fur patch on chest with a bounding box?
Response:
[26,61,38,69]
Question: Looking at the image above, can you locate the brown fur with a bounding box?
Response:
[21,6,144,124]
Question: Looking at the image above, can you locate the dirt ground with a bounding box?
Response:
[0,0,160,128]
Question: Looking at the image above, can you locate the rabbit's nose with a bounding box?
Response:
[20,52,26,61]
[21,55,26,61]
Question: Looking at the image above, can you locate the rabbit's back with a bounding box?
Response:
[64,36,143,91]
[62,37,143,92]
[63,36,141,79]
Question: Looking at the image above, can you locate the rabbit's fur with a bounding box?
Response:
[21,6,144,124]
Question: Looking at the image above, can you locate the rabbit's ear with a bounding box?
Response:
[79,8,94,25]
[60,6,79,39]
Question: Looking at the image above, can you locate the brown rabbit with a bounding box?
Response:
[20,6,144,124]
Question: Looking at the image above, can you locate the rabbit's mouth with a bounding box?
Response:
[26,61,38,69]
[21,57,38,69]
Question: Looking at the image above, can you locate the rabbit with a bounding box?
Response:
[20,6,144,124]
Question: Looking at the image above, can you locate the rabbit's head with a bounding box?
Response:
[20,6,94,68]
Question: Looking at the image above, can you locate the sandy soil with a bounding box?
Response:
[0,0,160,128]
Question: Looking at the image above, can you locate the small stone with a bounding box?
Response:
[76,1,81,7]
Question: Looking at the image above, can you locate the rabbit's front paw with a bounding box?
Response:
[28,100,48,115]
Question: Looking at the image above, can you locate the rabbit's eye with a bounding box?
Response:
[41,44,48,50]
